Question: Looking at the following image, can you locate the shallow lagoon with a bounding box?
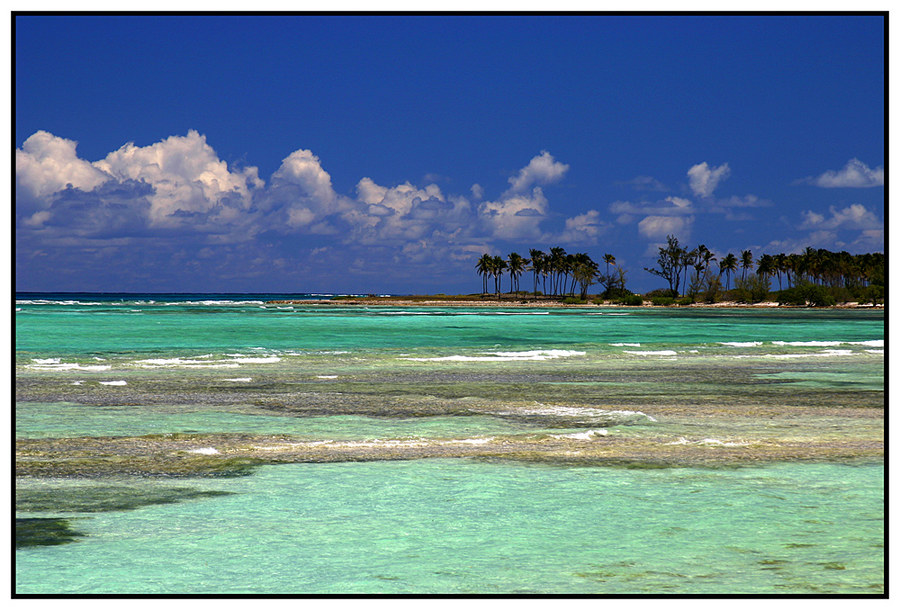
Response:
[15,298,884,594]
[16,460,883,594]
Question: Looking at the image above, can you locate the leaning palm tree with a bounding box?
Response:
[700,246,716,275]
[475,253,492,296]
[740,249,753,282]
[603,253,616,277]
[572,253,599,299]
[507,252,527,297]
[720,253,738,290]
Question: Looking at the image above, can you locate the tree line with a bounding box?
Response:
[475,237,884,305]
[475,248,626,300]
[643,235,884,304]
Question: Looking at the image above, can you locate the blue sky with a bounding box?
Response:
[15,14,885,294]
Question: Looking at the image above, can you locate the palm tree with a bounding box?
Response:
[491,255,507,298]
[572,253,599,299]
[475,253,492,296]
[564,254,577,295]
[548,247,566,296]
[699,246,716,274]
[529,249,545,299]
[507,252,527,297]
[740,249,753,282]
[756,253,775,284]
[603,253,616,277]
[773,253,787,290]
[720,253,738,290]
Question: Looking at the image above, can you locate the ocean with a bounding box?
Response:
[14,294,884,595]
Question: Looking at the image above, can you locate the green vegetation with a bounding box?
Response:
[469,239,883,307]
[616,294,644,306]
[476,247,625,302]
[641,236,883,306]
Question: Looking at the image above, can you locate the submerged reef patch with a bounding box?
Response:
[16,485,235,513]
[16,518,85,548]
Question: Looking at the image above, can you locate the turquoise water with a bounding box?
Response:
[15,296,884,594]
[15,460,884,594]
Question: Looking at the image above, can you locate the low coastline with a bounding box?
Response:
[267,295,882,309]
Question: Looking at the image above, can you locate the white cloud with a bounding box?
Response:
[93,130,263,228]
[714,194,771,208]
[806,159,883,188]
[687,162,730,198]
[265,148,350,231]
[609,198,693,217]
[506,150,569,193]
[478,188,549,240]
[16,132,576,263]
[344,178,468,245]
[272,149,337,205]
[665,196,692,209]
[556,209,610,244]
[638,215,694,240]
[799,204,883,231]
[16,131,111,201]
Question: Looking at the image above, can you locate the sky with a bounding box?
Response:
[15,14,885,294]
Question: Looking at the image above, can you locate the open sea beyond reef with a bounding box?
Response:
[14,293,884,595]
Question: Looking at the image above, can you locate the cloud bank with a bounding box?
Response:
[17,132,586,246]
[17,131,599,289]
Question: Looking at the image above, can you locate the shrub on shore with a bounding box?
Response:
[777,283,836,307]
[616,294,644,306]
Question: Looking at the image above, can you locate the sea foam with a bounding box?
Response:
[403,349,585,362]
[551,429,608,440]
[496,405,657,424]
[772,340,844,347]
[26,360,112,371]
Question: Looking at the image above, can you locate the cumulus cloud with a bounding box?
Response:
[687,162,730,198]
[555,209,610,244]
[16,131,111,203]
[478,188,549,240]
[506,150,569,193]
[799,204,883,231]
[93,130,263,229]
[804,159,884,188]
[17,131,582,288]
[344,178,473,245]
[637,215,694,240]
